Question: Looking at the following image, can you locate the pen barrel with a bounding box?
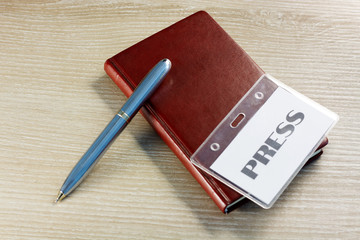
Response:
[61,114,127,194]
[59,59,171,198]
[120,58,171,117]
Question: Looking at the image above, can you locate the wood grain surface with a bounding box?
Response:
[1,1,359,239]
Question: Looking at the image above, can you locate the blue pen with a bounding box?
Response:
[56,59,171,202]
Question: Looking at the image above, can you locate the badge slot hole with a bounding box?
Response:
[230,113,245,128]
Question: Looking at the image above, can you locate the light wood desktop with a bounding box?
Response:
[1,1,359,239]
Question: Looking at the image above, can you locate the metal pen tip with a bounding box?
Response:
[55,191,66,203]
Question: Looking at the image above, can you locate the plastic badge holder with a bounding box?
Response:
[191,74,338,209]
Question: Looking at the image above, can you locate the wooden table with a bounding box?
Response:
[1,1,359,239]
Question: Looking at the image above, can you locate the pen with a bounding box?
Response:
[55,59,171,202]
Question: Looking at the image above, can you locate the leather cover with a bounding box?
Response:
[104,11,328,213]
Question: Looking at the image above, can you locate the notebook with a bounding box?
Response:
[104,11,328,213]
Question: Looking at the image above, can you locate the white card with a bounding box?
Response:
[191,75,338,208]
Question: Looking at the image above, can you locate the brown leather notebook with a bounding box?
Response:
[104,11,327,213]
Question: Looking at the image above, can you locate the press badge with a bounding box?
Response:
[191,74,338,209]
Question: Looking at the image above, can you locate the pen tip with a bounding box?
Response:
[55,191,66,203]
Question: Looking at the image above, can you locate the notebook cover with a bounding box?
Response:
[104,11,327,213]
